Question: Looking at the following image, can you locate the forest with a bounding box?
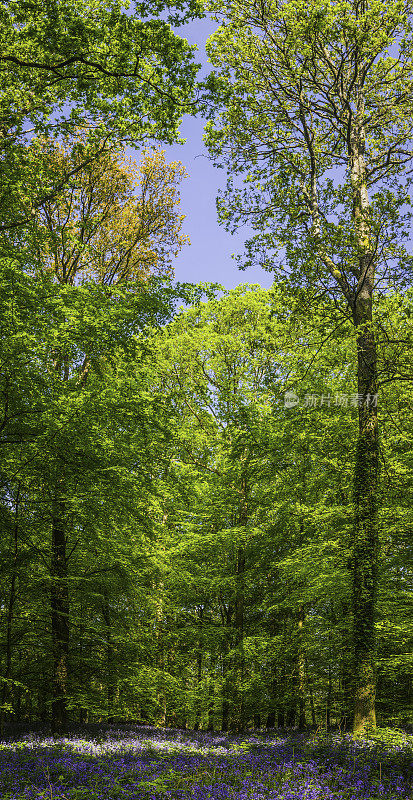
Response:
[0,0,412,799]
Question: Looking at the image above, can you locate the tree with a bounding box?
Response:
[204,0,413,733]
[0,263,185,732]
[1,281,411,731]
[0,0,200,724]
[29,141,189,285]
[0,0,201,234]
[0,129,190,730]
[151,285,355,731]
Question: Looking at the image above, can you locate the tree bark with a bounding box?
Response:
[232,474,248,731]
[277,651,286,728]
[207,666,215,731]
[102,595,115,718]
[305,658,317,727]
[193,606,203,731]
[297,605,306,730]
[221,657,230,732]
[286,704,296,728]
[234,544,245,731]
[348,91,379,733]
[326,665,332,730]
[50,500,69,733]
[266,668,277,729]
[0,484,20,736]
[155,515,167,726]
[351,303,379,732]
[220,601,233,732]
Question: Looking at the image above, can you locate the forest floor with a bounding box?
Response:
[0,725,412,800]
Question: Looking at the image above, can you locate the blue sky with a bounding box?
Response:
[145,16,274,290]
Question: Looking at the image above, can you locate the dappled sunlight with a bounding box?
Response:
[0,727,412,799]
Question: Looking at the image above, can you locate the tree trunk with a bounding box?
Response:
[221,619,233,732]
[277,654,286,728]
[351,308,379,732]
[234,544,245,731]
[326,616,333,730]
[193,606,203,731]
[207,667,215,731]
[266,709,276,728]
[266,668,277,729]
[338,603,353,730]
[221,649,231,732]
[102,595,115,718]
[218,594,233,732]
[326,665,332,730]
[155,516,167,726]
[305,659,317,727]
[286,704,296,728]
[50,501,69,733]
[221,696,230,731]
[348,99,379,733]
[0,484,20,736]
[297,606,306,730]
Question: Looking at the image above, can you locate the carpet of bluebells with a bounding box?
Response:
[0,725,412,800]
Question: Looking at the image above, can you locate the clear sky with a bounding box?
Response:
[148,16,274,290]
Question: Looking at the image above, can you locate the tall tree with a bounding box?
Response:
[204,0,413,733]
[0,264,184,730]
[0,133,189,730]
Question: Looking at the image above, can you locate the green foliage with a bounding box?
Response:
[0,269,411,730]
[0,0,202,237]
[364,727,413,747]
[0,0,411,735]
[204,0,413,294]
